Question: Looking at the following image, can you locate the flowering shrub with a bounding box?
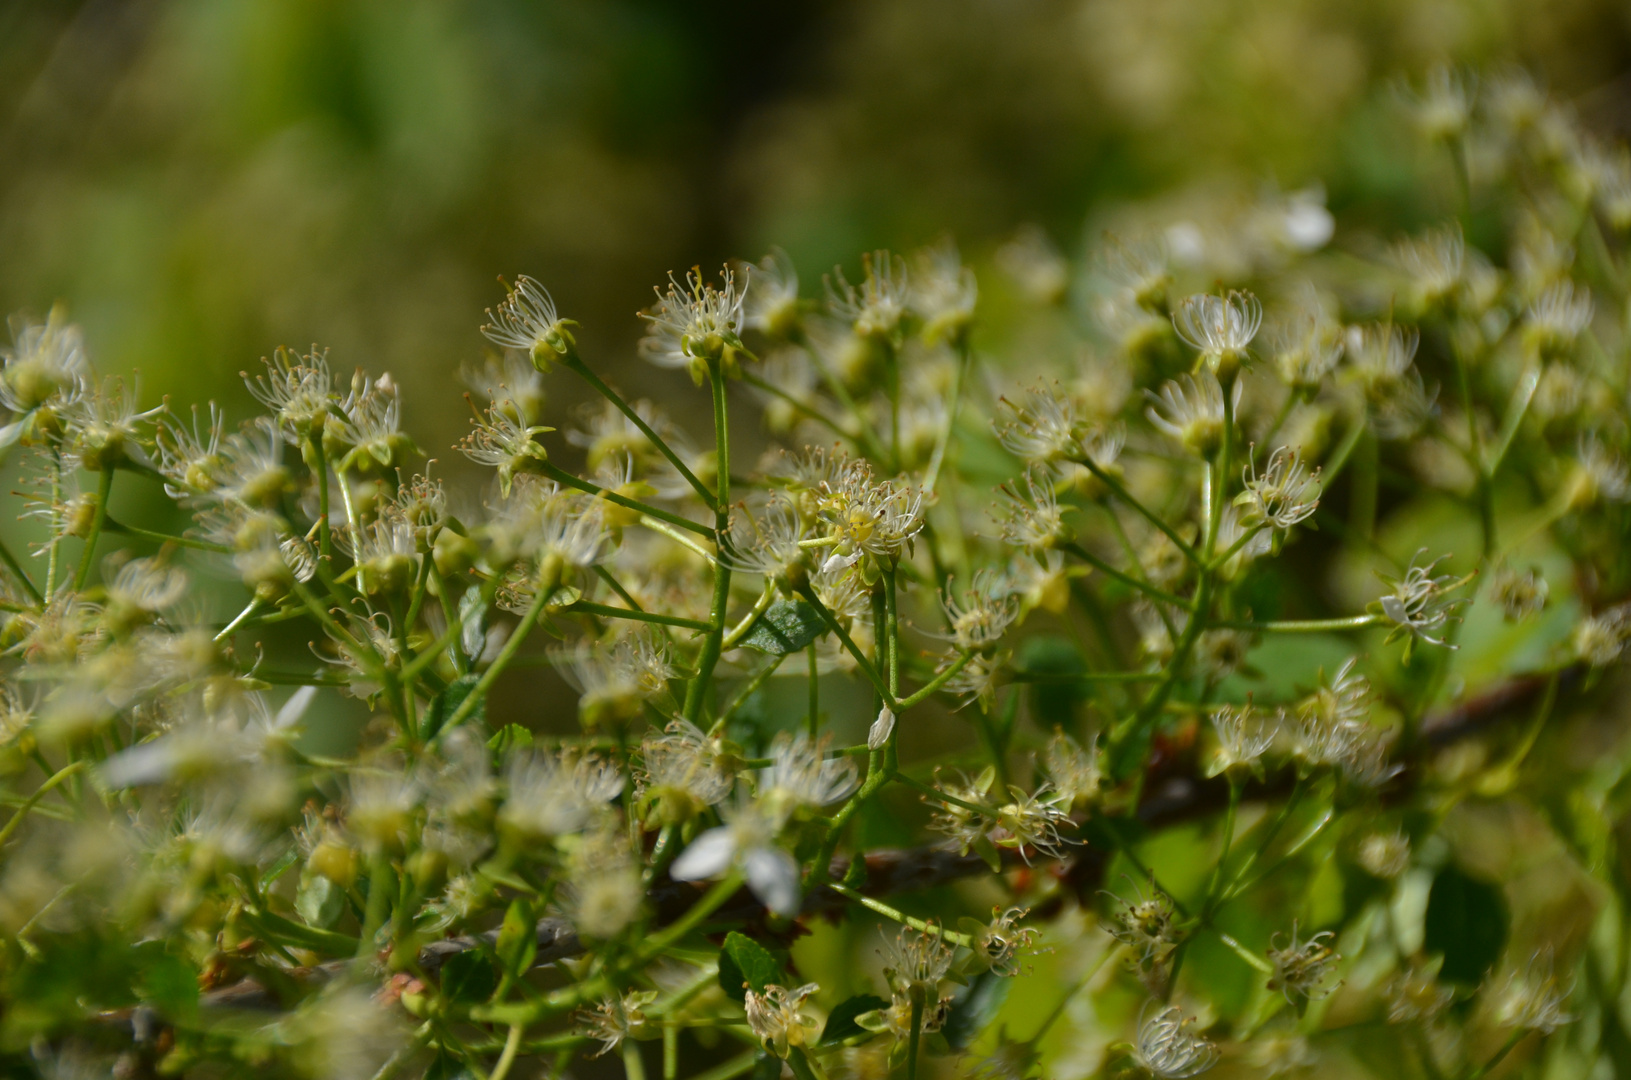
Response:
[1,66,1630,1080]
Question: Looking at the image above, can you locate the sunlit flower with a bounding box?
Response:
[1132,1002,1218,1079]
[760,731,859,814]
[670,797,800,916]
[1236,446,1320,531]
[1266,922,1341,1004]
[243,347,336,436]
[574,990,657,1058]
[1146,372,1236,455]
[483,275,576,366]
[641,266,748,377]
[1171,290,1261,377]
[1374,550,1472,656]
[744,983,822,1058]
[827,250,910,338]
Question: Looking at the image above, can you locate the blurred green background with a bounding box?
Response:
[2,0,1630,461]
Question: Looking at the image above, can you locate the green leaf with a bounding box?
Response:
[495,899,537,978]
[820,993,889,1044]
[294,872,346,930]
[943,970,1010,1050]
[423,673,485,739]
[440,950,499,1005]
[1424,865,1509,985]
[718,931,784,1003]
[486,723,533,758]
[739,600,827,655]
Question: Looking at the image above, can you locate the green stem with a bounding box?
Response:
[921,339,970,497]
[795,584,894,707]
[1209,614,1381,634]
[739,371,854,443]
[104,518,232,554]
[720,655,787,722]
[721,581,778,650]
[1062,541,1195,610]
[826,882,975,946]
[906,990,924,1080]
[681,364,734,723]
[567,600,712,632]
[356,849,392,959]
[540,460,714,538]
[1073,455,1201,564]
[215,597,264,642]
[441,576,553,734]
[71,465,115,591]
[807,644,820,736]
[0,761,86,848]
[1465,1030,1526,1080]
[309,435,333,562]
[895,651,973,710]
[563,354,716,511]
[0,535,42,605]
[487,1023,525,1080]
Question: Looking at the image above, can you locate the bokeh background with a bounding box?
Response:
[4,0,1631,463]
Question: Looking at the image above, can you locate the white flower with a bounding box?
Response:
[1102,878,1181,966]
[154,403,226,499]
[941,570,1020,651]
[0,306,90,417]
[1408,65,1473,141]
[551,629,675,729]
[458,398,552,497]
[1171,291,1261,376]
[482,275,575,365]
[1375,550,1472,654]
[1345,323,1420,391]
[638,719,736,823]
[1236,446,1321,531]
[910,238,977,342]
[1209,704,1279,776]
[1267,922,1341,1004]
[1146,372,1237,455]
[760,731,859,812]
[243,347,336,435]
[1492,952,1575,1035]
[994,465,1072,552]
[1270,288,1344,390]
[743,248,801,337]
[1394,225,1464,312]
[993,381,1093,465]
[744,983,822,1058]
[1132,1002,1218,1079]
[574,990,657,1058]
[722,492,809,581]
[996,224,1068,304]
[1489,564,1548,621]
[670,798,801,917]
[640,267,747,373]
[1569,433,1631,507]
[498,750,624,840]
[879,925,956,992]
[1524,280,1593,353]
[826,250,910,338]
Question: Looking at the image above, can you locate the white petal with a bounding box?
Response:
[669,827,736,882]
[275,685,318,730]
[100,738,177,788]
[867,706,896,750]
[743,845,801,917]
